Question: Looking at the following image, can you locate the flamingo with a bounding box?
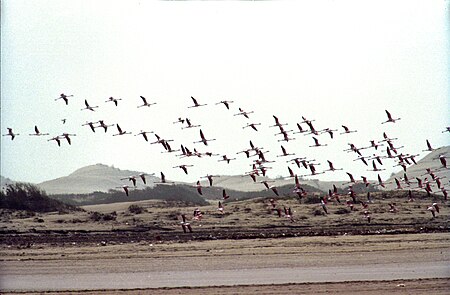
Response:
[188,96,207,108]
[363,210,371,223]
[321,128,337,139]
[48,136,62,146]
[182,118,201,129]
[269,185,279,196]
[325,160,343,172]
[423,140,435,152]
[55,93,73,105]
[81,99,99,111]
[155,172,174,184]
[173,164,193,175]
[377,174,387,188]
[218,201,224,214]
[243,123,261,131]
[260,180,275,190]
[309,137,327,147]
[193,129,216,146]
[270,115,287,128]
[112,124,131,136]
[368,160,385,172]
[161,142,180,153]
[394,178,402,190]
[195,180,202,195]
[361,176,370,187]
[61,119,67,124]
[3,128,19,140]
[193,208,203,220]
[382,110,401,124]
[346,172,356,184]
[173,117,185,124]
[114,185,131,196]
[294,123,307,134]
[138,173,152,185]
[340,125,357,134]
[277,145,294,157]
[200,174,219,186]
[134,130,154,142]
[105,96,122,106]
[320,199,328,214]
[284,207,294,222]
[278,131,295,142]
[304,120,319,135]
[222,189,230,200]
[97,120,114,133]
[233,107,254,118]
[287,166,295,178]
[137,96,157,108]
[121,176,137,187]
[442,127,450,133]
[60,133,76,145]
[29,126,49,136]
[439,155,447,169]
[389,203,398,213]
[218,155,236,164]
[368,140,383,150]
[82,122,97,133]
[215,100,234,109]
[180,214,193,233]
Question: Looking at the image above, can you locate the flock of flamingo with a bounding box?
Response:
[2,94,449,231]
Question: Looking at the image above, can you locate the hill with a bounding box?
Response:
[38,164,158,195]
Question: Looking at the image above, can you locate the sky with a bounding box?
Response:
[1,0,449,185]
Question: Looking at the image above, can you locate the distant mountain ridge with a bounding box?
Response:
[5,146,447,195]
[37,164,158,195]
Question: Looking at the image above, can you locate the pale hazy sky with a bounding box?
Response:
[1,0,449,184]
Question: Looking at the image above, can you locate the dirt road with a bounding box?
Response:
[1,233,449,293]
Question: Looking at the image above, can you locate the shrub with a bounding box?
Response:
[128,204,144,214]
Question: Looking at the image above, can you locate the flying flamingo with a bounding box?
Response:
[55,93,73,105]
[321,128,337,139]
[423,140,435,152]
[29,126,49,136]
[276,145,294,158]
[260,180,275,190]
[309,137,327,147]
[81,99,99,111]
[427,203,439,218]
[112,124,131,136]
[269,185,279,196]
[442,127,450,133]
[243,123,261,131]
[270,115,287,128]
[345,172,357,184]
[218,155,236,164]
[294,123,307,134]
[97,120,114,133]
[193,129,216,146]
[233,107,254,118]
[137,96,157,108]
[215,100,234,109]
[382,110,401,124]
[200,174,219,186]
[173,164,193,175]
[325,160,343,172]
[2,128,19,140]
[439,155,447,169]
[394,178,402,190]
[173,117,186,124]
[82,122,97,133]
[154,172,174,184]
[182,118,201,129]
[195,180,203,195]
[188,96,207,108]
[115,185,131,196]
[368,160,385,172]
[340,125,357,134]
[121,176,138,187]
[222,189,230,200]
[48,136,62,146]
[60,133,76,145]
[105,97,122,106]
[135,130,154,142]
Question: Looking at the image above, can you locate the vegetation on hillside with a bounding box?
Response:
[0,182,79,213]
[51,184,209,206]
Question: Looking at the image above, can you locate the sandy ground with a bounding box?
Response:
[1,233,449,294]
